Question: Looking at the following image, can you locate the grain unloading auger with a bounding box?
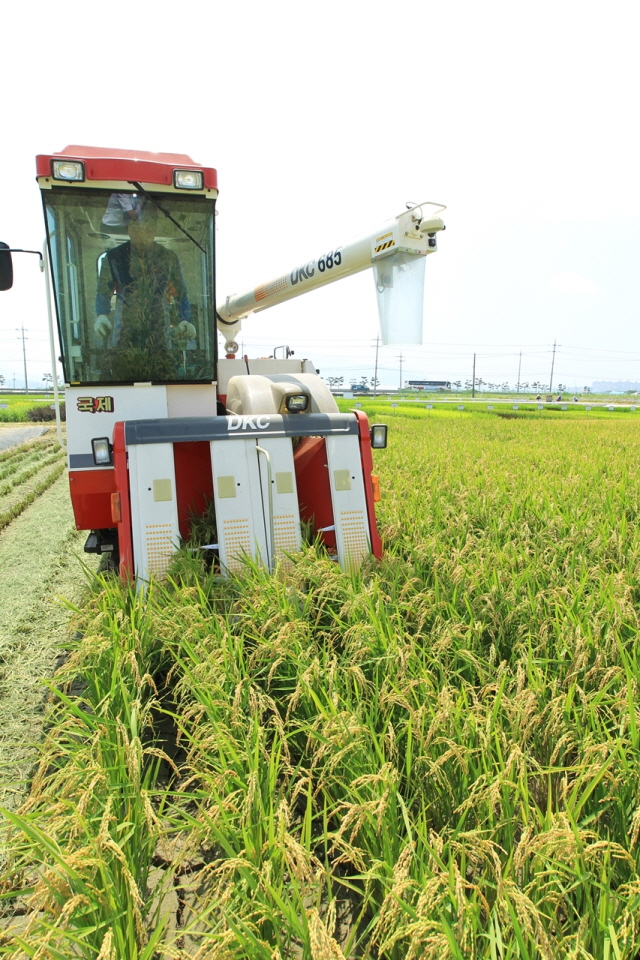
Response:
[0,146,445,583]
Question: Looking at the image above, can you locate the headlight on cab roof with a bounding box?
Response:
[91,437,113,466]
[174,170,204,190]
[52,160,85,182]
[285,394,309,412]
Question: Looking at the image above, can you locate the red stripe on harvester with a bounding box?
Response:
[112,421,134,582]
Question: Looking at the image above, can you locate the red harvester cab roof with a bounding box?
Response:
[36,145,217,190]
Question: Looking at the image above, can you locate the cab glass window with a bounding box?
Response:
[42,187,216,385]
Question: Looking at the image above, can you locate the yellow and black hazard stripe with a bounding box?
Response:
[374,239,395,254]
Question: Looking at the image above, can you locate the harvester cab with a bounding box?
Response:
[0,146,445,583]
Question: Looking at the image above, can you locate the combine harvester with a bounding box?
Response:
[0,146,445,581]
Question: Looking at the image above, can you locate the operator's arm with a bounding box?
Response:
[170,255,190,322]
[168,254,195,338]
[95,256,115,315]
[94,256,115,337]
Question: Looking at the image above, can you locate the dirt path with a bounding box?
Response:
[0,426,47,451]
[0,475,99,819]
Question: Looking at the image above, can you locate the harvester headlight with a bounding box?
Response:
[370,424,388,449]
[285,394,309,412]
[52,160,85,182]
[91,437,113,466]
[173,170,204,190]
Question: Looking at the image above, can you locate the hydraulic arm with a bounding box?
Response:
[217,202,445,349]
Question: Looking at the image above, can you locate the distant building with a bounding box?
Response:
[406,380,451,391]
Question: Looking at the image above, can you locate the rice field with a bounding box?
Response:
[0,397,60,424]
[2,411,640,959]
[0,427,99,827]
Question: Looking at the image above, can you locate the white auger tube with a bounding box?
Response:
[217,203,445,346]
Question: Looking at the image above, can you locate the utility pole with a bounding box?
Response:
[517,350,522,393]
[472,353,476,398]
[12,372,16,389]
[16,326,28,394]
[372,335,380,398]
[397,352,404,391]
[549,339,557,395]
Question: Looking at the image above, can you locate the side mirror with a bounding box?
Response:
[0,243,14,291]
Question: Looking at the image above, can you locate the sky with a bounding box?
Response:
[1,0,639,391]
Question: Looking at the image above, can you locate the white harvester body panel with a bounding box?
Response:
[65,383,218,472]
[210,437,270,575]
[128,441,180,580]
[65,385,169,471]
[166,384,218,418]
[255,437,302,571]
[326,434,371,571]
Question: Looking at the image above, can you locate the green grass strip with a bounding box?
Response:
[0,445,57,482]
[0,449,64,498]
[0,436,56,466]
[0,461,66,532]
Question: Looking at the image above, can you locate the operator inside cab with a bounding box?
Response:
[94,200,196,382]
[42,182,216,387]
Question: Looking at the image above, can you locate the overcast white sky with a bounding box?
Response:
[1,0,639,391]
